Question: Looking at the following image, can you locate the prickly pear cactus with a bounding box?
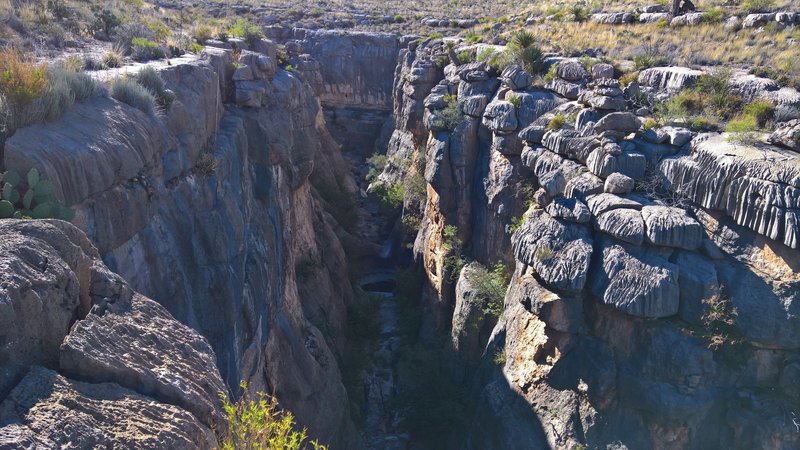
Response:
[0,168,75,221]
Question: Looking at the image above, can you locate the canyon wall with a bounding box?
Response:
[384,39,800,449]
[1,45,362,447]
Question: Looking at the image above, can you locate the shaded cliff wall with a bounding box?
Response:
[3,50,360,448]
[385,39,800,449]
[265,27,403,154]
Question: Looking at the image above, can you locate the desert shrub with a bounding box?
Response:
[111,78,157,115]
[365,153,388,182]
[476,48,512,72]
[655,90,702,124]
[130,37,164,62]
[457,50,474,65]
[218,382,326,450]
[643,117,659,130]
[701,7,725,23]
[543,63,558,84]
[192,25,214,44]
[632,45,666,70]
[372,181,404,212]
[547,113,567,130]
[432,94,463,131]
[0,52,96,134]
[228,19,263,43]
[506,93,521,108]
[101,46,124,69]
[427,32,444,40]
[115,21,155,50]
[466,262,509,318]
[740,0,774,13]
[507,30,544,74]
[570,5,590,23]
[700,288,739,350]
[465,33,482,44]
[742,99,774,127]
[90,6,121,36]
[0,49,48,108]
[136,66,174,108]
[619,71,639,87]
[725,114,760,145]
[50,68,96,101]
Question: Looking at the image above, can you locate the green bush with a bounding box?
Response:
[547,114,567,130]
[570,5,590,22]
[136,66,174,109]
[742,99,774,127]
[725,114,760,145]
[506,93,521,108]
[466,262,509,318]
[741,0,774,13]
[476,48,511,71]
[543,63,558,84]
[372,181,404,213]
[632,47,666,71]
[228,19,264,43]
[130,37,164,62]
[111,78,157,115]
[218,382,326,450]
[432,94,463,131]
[701,7,725,23]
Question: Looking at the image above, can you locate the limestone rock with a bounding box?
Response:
[638,66,704,93]
[539,169,567,197]
[546,78,583,100]
[0,367,216,449]
[60,293,227,428]
[542,129,600,162]
[729,72,779,101]
[506,269,583,333]
[639,12,670,23]
[604,172,634,194]
[658,133,800,248]
[546,197,591,223]
[564,172,604,201]
[595,208,645,245]
[590,13,634,24]
[641,205,704,250]
[670,12,703,26]
[482,100,518,133]
[500,64,533,90]
[769,119,800,151]
[590,240,680,318]
[519,124,546,144]
[577,90,626,111]
[742,13,775,28]
[594,112,642,135]
[456,94,486,118]
[555,60,588,82]
[452,263,499,363]
[675,251,719,325]
[513,90,567,127]
[587,193,643,216]
[592,63,615,80]
[512,209,593,293]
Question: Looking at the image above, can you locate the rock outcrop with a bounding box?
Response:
[3,49,361,447]
[0,220,225,447]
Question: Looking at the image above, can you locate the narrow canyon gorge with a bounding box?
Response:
[0,25,798,450]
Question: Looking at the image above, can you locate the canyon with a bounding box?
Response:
[0,25,799,450]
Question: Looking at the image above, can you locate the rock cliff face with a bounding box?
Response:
[0,220,225,448]
[2,45,361,447]
[264,27,403,155]
[384,38,800,449]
